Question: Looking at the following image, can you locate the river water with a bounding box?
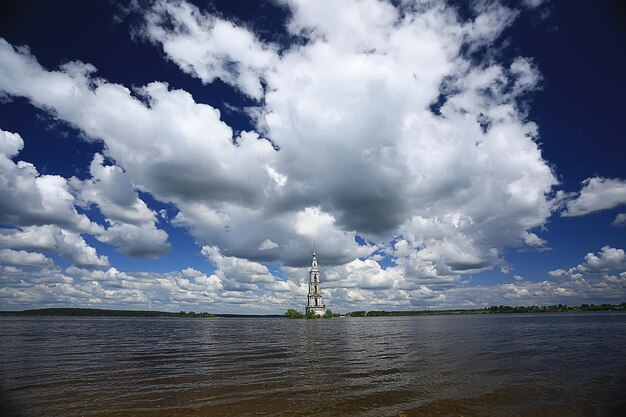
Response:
[1,313,625,416]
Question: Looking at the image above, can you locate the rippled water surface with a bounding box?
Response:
[1,313,626,416]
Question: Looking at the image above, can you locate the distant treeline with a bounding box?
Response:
[284,308,340,319]
[0,308,217,318]
[346,302,626,317]
[1,303,625,319]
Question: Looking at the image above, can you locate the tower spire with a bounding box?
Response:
[306,251,325,316]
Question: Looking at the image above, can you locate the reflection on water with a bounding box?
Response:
[1,313,626,416]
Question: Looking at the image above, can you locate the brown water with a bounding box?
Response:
[1,313,625,417]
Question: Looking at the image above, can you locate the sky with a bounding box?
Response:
[0,0,625,314]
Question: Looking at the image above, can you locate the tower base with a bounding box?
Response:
[306,306,326,316]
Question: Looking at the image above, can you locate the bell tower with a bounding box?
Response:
[306,251,325,316]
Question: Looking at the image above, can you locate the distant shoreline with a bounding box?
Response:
[0,308,278,318]
[0,303,624,318]
[346,303,626,317]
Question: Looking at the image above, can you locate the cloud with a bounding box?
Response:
[258,239,279,250]
[97,223,170,259]
[0,249,53,268]
[2,244,625,313]
[326,258,402,290]
[74,153,157,226]
[181,267,223,292]
[562,177,626,217]
[72,153,171,258]
[548,269,567,278]
[0,262,278,312]
[143,0,278,99]
[0,128,102,234]
[0,132,106,272]
[549,245,626,278]
[576,246,626,274]
[612,213,626,227]
[0,128,23,157]
[0,225,109,268]
[0,128,169,262]
[0,0,559,283]
[201,245,277,290]
[523,0,550,8]
[254,1,555,271]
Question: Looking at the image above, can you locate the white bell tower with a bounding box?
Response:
[306,251,325,316]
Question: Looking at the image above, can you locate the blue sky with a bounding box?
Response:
[0,0,625,313]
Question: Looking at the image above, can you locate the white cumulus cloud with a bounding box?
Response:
[143,0,278,100]
[0,0,571,307]
[0,249,53,268]
[259,239,279,250]
[0,128,101,234]
[612,213,626,227]
[562,177,626,217]
[0,225,109,268]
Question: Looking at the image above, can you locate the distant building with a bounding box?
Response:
[306,251,326,316]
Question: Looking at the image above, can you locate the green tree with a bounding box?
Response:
[285,309,305,319]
